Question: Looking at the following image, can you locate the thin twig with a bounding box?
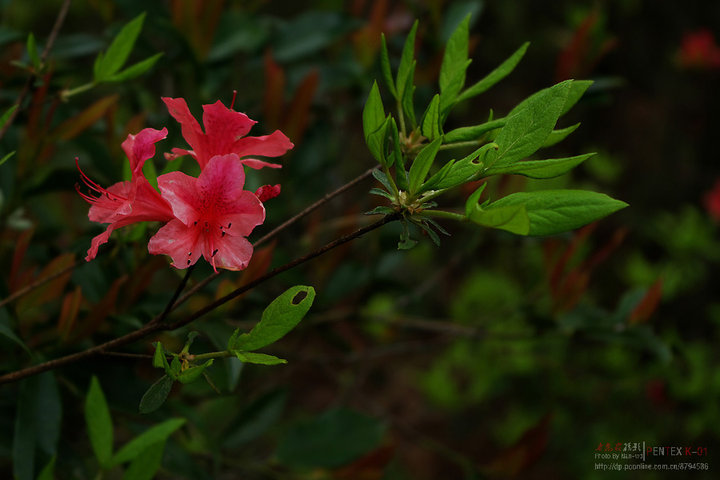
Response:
[150,263,196,325]
[0,213,399,385]
[170,166,378,311]
[0,0,72,141]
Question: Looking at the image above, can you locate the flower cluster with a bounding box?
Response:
[77,97,293,271]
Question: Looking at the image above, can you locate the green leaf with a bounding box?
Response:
[365,205,396,216]
[36,456,55,480]
[439,14,472,115]
[421,158,456,192]
[485,153,594,179]
[228,285,315,351]
[276,408,386,468]
[434,142,498,189]
[366,116,391,166]
[109,418,185,467]
[379,34,397,98]
[396,20,418,102]
[26,33,40,69]
[93,13,146,82]
[388,117,402,168]
[457,42,529,103]
[122,440,166,480]
[468,204,530,235]
[176,359,214,384]
[232,351,287,365]
[420,94,441,141]
[152,342,167,369]
[371,168,394,192]
[362,81,385,142]
[489,190,628,236]
[560,80,593,115]
[464,183,487,218]
[1,104,18,128]
[103,52,162,82]
[400,62,417,127]
[489,80,572,168]
[0,151,15,167]
[408,137,442,194]
[541,123,580,148]
[443,118,506,143]
[85,376,113,468]
[138,375,174,414]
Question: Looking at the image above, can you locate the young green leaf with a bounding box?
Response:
[26,33,40,69]
[456,42,529,103]
[488,190,628,236]
[434,142,498,189]
[443,118,506,143]
[464,182,487,218]
[421,158,456,192]
[541,123,580,148]
[93,13,146,82]
[420,94,441,140]
[109,418,185,467]
[408,137,442,194]
[103,52,163,83]
[122,440,166,480]
[439,14,472,115]
[85,376,113,468]
[138,375,174,414]
[362,81,385,142]
[489,80,572,168]
[228,285,315,352]
[380,34,397,98]
[151,342,167,369]
[485,153,594,179]
[1,104,18,129]
[366,116,391,166]
[176,359,214,384]
[468,204,530,235]
[232,351,288,365]
[396,20,418,102]
[0,151,16,167]
[400,61,417,127]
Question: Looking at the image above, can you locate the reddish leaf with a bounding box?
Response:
[9,230,33,292]
[58,286,83,342]
[482,414,552,476]
[263,50,286,131]
[333,445,395,480]
[629,278,663,324]
[16,253,75,315]
[284,69,319,144]
[52,94,119,140]
[75,275,128,340]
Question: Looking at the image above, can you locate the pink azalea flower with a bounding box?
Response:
[148,153,265,271]
[77,128,175,261]
[162,97,294,170]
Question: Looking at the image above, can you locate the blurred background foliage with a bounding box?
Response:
[1,0,719,478]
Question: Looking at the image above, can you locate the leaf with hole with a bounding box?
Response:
[228,285,315,352]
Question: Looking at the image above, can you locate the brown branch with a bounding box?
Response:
[0,213,399,385]
[0,0,72,141]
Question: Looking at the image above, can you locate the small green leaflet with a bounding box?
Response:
[379,34,397,98]
[26,33,40,69]
[420,94,441,140]
[488,190,628,236]
[439,14,472,116]
[121,440,165,480]
[434,142,498,190]
[408,137,442,194]
[443,118,506,143]
[93,13,162,84]
[85,376,114,468]
[1,104,18,128]
[228,285,315,352]
[456,42,529,103]
[484,153,595,179]
[396,20,418,102]
[541,123,581,148]
[176,359,214,384]
[232,351,287,365]
[362,81,385,142]
[468,204,530,235]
